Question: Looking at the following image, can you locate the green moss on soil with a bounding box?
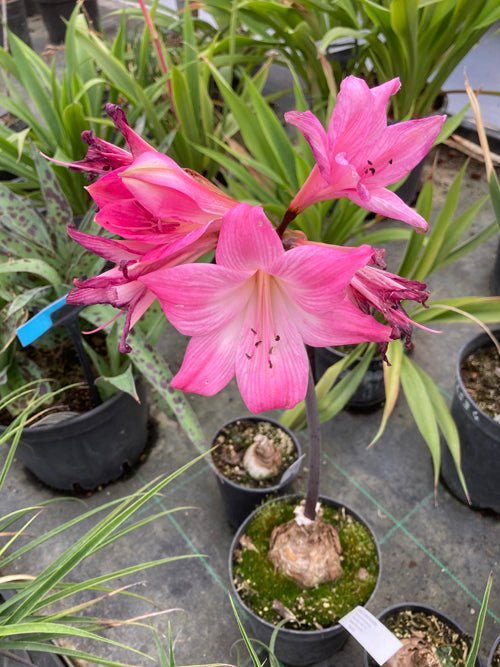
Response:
[232,497,379,631]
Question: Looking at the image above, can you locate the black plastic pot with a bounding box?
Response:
[229,494,381,666]
[315,346,385,411]
[8,382,148,491]
[210,416,302,529]
[324,37,358,73]
[6,0,32,47]
[362,603,482,667]
[440,329,500,513]
[488,635,500,667]
[0,115,29,180]
[24,0,39,17]
[37,0,99,43]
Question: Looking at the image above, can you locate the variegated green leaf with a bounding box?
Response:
[127,327,206,452]
[412,297,500,325]
[280,344,370,430]
[0,259,61,288]
[33,151,73,259]
[0,181,51,249]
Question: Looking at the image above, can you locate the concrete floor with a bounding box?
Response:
[1,5,499,667]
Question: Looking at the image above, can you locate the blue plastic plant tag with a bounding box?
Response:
[340,606,403,665]
[17,294,68,347]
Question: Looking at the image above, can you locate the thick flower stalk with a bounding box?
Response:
[140,203,394,413]
[282,76,446,232]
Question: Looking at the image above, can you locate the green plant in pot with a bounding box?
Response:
[1,387,278,667]
[281,152,500,499]
[188,0,500,125]
[359,574,492,667]
[271,79,500,500]
[70,0,274,184]
[209,415,304,529]
[0,149,204,490]
[0,1,278,211]
[326,0,500,121]
[439,327,500,513]
[0,385,213,665]
[170,0,360,113]
[489,636,500,667]
[55,75,462,663]
[0,8,175,214]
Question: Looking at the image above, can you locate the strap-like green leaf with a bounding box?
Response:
[280,344,370,430]
[6,31,60,146]
[412,161,467,281]
[317,347,375,422]
[400,354,441,491]
[398,179,433,277]
[369,339,403,448]
[412,361,468,500]
[412,297,500,325]
[465,573,493,667]
[488,171,500,229]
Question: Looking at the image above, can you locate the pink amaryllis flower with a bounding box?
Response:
[87,152,237,248]
[140,203,393,413]
[61,103,237,251]
[283,229,432,356]
[67,225,219,352]
[66,104,153,177]
[346,266,431,353]
[284,76,446,231]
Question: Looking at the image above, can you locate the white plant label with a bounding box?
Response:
[339,606,403,665]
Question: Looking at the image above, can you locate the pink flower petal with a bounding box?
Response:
[362,115,446,185]
[275,243,374,310]
[171,324,242,397]
[235,292,310,413]
[284,110,331,177]
[301,299,392,347]
[328,76,378,155]
[67,224,153,263]
[106,104,154,157]
[348,187,429,231]
[285,75,442,228]
[120,153,236,222]
[216,203,283,272]
[87,169,131,208]
[140,263,253,336]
